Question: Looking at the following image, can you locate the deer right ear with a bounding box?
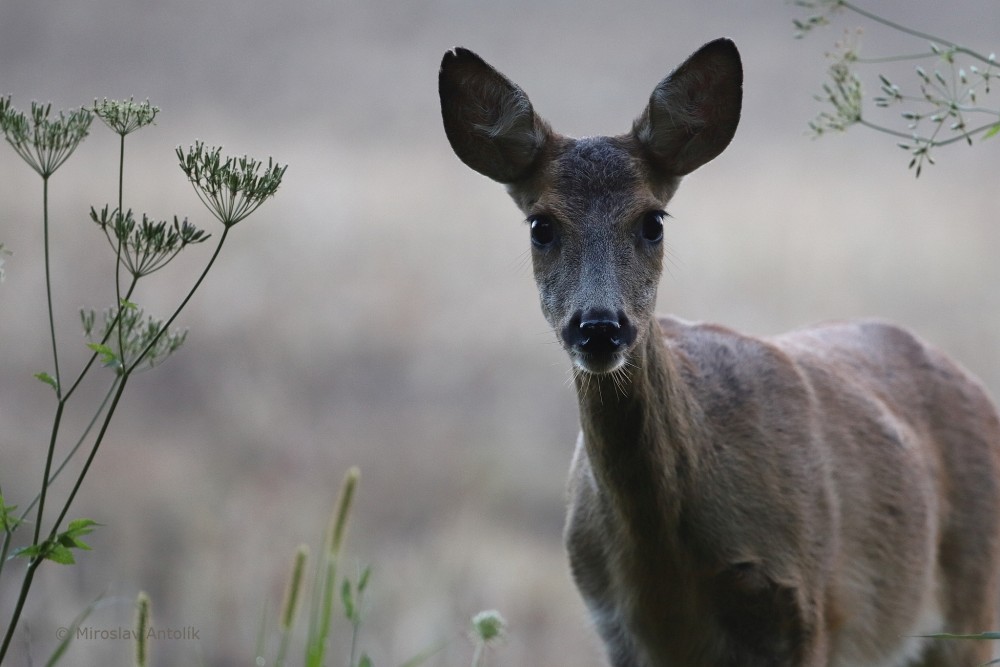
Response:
[633,38,743,177]
[439,48,550,184]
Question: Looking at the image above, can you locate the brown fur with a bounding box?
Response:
[440,39,1000,666]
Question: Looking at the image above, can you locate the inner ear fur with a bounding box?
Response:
[439,47,551,184]
[632,38,743,177]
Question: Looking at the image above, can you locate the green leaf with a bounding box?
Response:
[358,565,371,594]
[982,122,1000,140]
[86,342,118,366]
[57,533,92,551]
[13,540,76,565]
[11,544,42,560]
[0,493,21,532]
[34,372,58,391]
[341,578,355,621]
[65,518,100,537]
[45,595,104,667]
[59,518,100,551]
[358,654,373,667]
[46,543,76,565]
[12,520,101,565]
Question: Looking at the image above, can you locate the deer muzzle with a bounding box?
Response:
[562,308,637,374]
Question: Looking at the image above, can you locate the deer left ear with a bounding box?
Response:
[632,38,743,177]
[439,47,552,184]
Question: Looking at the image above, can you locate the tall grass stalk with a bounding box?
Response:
[134,591,151,667]
[276,545,309,667]
[306,466,359,667]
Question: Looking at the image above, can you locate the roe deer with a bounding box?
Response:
[439,39,1000,666]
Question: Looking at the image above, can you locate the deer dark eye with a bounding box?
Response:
[640,211,665,244]
[529,215,557,248]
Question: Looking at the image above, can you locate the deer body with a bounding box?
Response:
[440,39,1000,666]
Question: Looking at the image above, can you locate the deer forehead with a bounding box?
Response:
[531,136,665,225]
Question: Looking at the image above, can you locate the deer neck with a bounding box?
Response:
[574,319,700,538]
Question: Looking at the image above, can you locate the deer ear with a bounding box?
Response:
[439,48,551,184]
[633,38,743,177]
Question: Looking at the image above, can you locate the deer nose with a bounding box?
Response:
[581,317,623,351]
[564,309,636,355]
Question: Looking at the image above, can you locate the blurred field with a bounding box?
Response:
[2,0,999,665]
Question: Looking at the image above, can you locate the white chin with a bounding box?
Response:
[572,352,627,375]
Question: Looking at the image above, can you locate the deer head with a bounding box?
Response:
[440,39,742,375]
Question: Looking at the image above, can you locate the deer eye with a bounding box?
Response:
[639,211,665,244]
[529,215,557,248]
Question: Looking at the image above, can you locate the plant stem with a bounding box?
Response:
[63,278,137,401]
[471,642,485,667]
[306,555,338,667]
[856,51,936,64]
[0,483,11,582]
[842,1,995,65]
[48,374,129,539]
[0,374,129,662]
[0,383,99,584]
[115,133,126,358]
[125,226,229,376]
[858,117,1000,145]
[26,274,135,550]
[0,556,41,661]
[32,173,62,547]
[3,231,228,657]
[856,118,917,140]
[42,176,61,397]
[54,229,229,531]
[17,379,121,523]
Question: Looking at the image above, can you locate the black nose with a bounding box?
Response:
[563,309,636,355]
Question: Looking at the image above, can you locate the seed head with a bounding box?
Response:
[92,98,159,136]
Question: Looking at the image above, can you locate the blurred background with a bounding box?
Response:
[1,0,998,664]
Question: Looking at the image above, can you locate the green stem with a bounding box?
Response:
[3,230,228,656]
[275,627,292,667]
[0,556,42,662]
[0,375,129,661]
[115,133,126,358]
[856,118,919,140]
[857,117,1000,146]
[856,51,936,64]
[349,606,363,667]
[471,642,485,667]
[20,273,135,553]
[31,402,65,547]
[49,374,129,537]
[125,226,229,376]
[42,175,61,397]
[32,174,62,546]
[63,278,138,401]
[842,1,996,65]
[0,483,11,582]
[17,379,121,525]
[54,229,229,531]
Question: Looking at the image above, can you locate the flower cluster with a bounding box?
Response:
[0,96,93,177]
[92,97,159,136]
[81,304,188,373]
[90,205,209,278]
[177,141,287,228]
[0,243,10,283]
[792,0,1000,175]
